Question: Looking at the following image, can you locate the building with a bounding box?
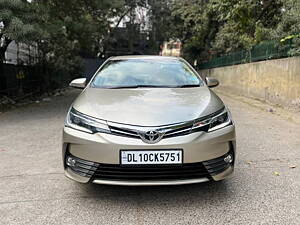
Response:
[161,41,182,57]
[105,23,155,57]
[5,41,39,65]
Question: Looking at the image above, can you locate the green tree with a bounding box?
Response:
[212,0,283,54]
[170,0,220,62]
[31,0,133,76]
[39,0,155,58]
[0,0,41,64]
[272,0,300,56]
[170,0,283,62]
[147,0,173,53]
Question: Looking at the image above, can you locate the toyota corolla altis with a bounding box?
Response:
[63,56,236,186]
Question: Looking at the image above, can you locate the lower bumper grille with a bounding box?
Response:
[92,163,210,181]
[66,151,234,181]
[203,154,231,176]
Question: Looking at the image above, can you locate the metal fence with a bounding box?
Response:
[0,58,105,100]
[0,63,70,99]
[198,40,293,69]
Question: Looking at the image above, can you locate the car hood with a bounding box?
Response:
[72,87,224,126]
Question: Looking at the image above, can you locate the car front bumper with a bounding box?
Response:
[62,124,236,186]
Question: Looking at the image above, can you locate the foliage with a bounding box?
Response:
[2,0,300,73]
[1,0,154,67]
[147,0,173,52]
[212,0,283,52]
[32,0,155,71]
[0,0,42,63]
[273,0,300,56]
[170,0,284,62]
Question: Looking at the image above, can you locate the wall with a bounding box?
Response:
[200,57,300,109]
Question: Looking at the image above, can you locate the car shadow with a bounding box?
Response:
[75,179,235,207]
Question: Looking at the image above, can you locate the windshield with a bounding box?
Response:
[90,59,204,88]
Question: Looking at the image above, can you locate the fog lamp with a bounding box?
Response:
[66,156,76,167]
[224,154,233,164]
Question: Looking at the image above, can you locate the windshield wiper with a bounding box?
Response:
[106,85,174,89]
[174,84,201,88]
[99,84,201,89]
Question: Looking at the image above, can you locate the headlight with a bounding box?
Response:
[192,107,232,132]
[65,107,111,134]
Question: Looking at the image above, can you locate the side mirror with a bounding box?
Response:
[206,77,219,88]
[69,78,86,89]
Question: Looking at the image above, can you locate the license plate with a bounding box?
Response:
[120,150,183,165]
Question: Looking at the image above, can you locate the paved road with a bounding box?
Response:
[0,89,299,225]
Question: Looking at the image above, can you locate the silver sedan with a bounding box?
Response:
[62,56,236,186]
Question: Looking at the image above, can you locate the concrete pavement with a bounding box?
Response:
[0,89,299,225]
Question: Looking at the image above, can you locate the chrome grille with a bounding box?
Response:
[109,125,140,139]
[106,108,226,142]
[107,120,204,141]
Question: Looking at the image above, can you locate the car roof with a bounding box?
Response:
[109,55,182,61]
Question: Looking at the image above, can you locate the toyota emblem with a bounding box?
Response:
[139,130,164,144]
